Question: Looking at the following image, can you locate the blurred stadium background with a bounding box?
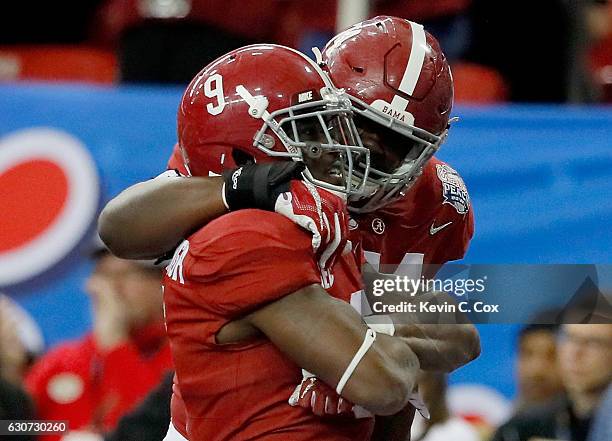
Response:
[0,0,611,439]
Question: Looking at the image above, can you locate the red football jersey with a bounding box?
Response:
[163,209,373,441]
[350,157,474,278]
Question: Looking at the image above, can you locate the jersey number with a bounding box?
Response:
[204,73,227,115]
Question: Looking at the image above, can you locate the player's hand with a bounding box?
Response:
[222,161,306,211]
[288,370,373,418]
[223,162,350,283]
[274,180,350,285]
[288,371,355,417]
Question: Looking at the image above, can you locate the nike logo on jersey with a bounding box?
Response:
[429,221,453,235]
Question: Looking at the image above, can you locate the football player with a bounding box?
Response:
[322,16,474,279]
[162,43,426,441]
[100,14,476,365]
[99,16,479,440]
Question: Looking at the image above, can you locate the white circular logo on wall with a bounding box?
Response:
[0,128,99,286]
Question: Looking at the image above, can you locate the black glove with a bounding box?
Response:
[222,161,306,211]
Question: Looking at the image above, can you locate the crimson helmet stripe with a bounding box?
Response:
[389,21,427,113]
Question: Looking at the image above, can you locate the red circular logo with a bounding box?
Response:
[0,128,99,286]
[0,160,69,252]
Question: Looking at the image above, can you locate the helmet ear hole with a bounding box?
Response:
[232,149,255,166]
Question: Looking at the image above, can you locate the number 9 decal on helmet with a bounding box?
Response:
[321,16,454,212]
[177,44,371,197]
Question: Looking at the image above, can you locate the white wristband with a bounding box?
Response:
[336,329,377,395]
[220,182,230,210]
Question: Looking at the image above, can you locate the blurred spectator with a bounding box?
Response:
[0,294,44,386]
[557,324,612,432]
[0,296,37,441]
[492,324,612,441]
[514,324,564,413]
[24,247,172,441]
[411,372,480,441]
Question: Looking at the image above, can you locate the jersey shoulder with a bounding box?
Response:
[383,157,471,221]
[422,157,471,217]
[164,210,320,311]
[187,209,313,259]
[370,157,474,265]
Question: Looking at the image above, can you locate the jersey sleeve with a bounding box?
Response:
[440,177,474,263]
[181,210,321,317]
[455,204,474,258]
[429,159,475,264]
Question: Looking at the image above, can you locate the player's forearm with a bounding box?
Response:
[393,323,480,372]
[98,176,226,259]
[248,285,420,415]
[347,334,421,415]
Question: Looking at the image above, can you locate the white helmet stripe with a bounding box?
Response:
[390,21,427,112]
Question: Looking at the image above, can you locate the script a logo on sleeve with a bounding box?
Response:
[435,164,470,215]
[166,240,190,284]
